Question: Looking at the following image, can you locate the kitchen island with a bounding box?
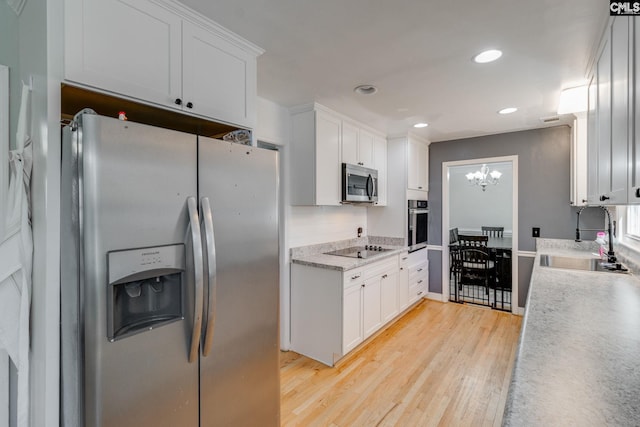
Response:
[503,239,640,426]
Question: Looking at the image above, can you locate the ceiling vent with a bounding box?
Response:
[539,115,560,123]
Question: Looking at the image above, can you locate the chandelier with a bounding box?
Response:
[466,164,502,191]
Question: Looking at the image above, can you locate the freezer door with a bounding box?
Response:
[64,114,200,427]
[198,137,280,426]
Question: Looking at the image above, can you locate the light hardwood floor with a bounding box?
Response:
[280,299,522,427]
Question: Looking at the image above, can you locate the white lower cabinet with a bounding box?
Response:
[398,252,410,311]
[342,283,363,354]
[292,253,412,366]
[380,270,399,323]
[362,276,383,338]
[408,249,428,303]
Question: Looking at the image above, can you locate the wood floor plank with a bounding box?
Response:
[281,300,522,426]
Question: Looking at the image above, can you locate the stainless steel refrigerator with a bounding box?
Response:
[60,112,280,426]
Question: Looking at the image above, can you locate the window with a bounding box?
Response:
[625,205,640,242]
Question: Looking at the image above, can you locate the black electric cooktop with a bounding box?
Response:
[324,245,392,259]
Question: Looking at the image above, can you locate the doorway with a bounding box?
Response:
[442,156,519,313]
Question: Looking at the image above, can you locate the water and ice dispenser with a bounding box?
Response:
[107,244,185,341]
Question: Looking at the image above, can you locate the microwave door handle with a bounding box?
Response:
[187,197,204,363]
[200,197,217,357]
[366,174,373,200]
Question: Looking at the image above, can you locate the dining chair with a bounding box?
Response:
[481,226,504,237]
[458,234,488,248]
[449,227,459,244]
[457,247,496,294]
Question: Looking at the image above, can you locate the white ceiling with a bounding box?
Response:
[178,0,608,142]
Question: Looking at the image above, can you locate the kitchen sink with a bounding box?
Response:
[539,254,629,273]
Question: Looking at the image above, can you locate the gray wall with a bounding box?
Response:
[428,125,603,306]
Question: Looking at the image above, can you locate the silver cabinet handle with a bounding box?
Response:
[382,274,388,279]
[201,197,217,357]
[400,267,404,271]
[187,197,204,363]
[418,291,423,296]
[418,280,423,284]
[351,274,361,280]
[402,257,408,261]
[417,268,423,272]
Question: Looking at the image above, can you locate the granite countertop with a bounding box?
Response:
[290,236,409,271]
[503,239,640,426]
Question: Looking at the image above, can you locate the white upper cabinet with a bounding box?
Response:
[64,0,261,128]
[290,103,387,206]
[341,121,374,168]
[630,18,640,203]
[341,120,359,166]
[372,135,388,206]
[290,105,342,206]
[587,16,630,205]
[182,21,257,127]
[407,136,429,193]
[357,129,375,168]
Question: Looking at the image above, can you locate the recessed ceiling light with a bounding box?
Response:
[413,123,429,128]
[498,107,518,115]
[473,49,502,64]
[354,84,378,95]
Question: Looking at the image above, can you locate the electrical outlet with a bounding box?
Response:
[532,227,540,238]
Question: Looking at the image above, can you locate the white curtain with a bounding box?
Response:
[0,82,33,427]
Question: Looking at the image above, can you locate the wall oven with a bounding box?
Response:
[342,163,378,203]
[408,200,428,251]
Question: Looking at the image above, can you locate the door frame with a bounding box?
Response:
[441,155,519,314]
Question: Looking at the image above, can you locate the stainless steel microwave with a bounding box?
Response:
[342,163,378,203]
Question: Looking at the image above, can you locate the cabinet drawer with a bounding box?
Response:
[399,252,409,268]
[344,269,364,289]
[409,261,428,280]
[363,256,399,281]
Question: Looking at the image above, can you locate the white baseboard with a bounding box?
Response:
[426,292,446,302]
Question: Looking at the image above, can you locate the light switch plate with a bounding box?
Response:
[532,227,540,238]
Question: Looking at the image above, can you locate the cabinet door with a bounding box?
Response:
[609,17,630,204]
[315,111,342,205]
[587,73,600,204]
[373,136,388,206]
[362,278,382,338]
[358,129,375,168]
[65,0,182,107]
[343,285,363,354]
[398,264,409,311]
[631,18,640,203]
[408,139,428,191]
[380,271,399,323]
[341,121,359,166]
[182,21,257,127]
[597,35,612,203]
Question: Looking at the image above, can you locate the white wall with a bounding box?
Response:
[256,97,289,145]
[449,161,513,234]
[289,206,367,248]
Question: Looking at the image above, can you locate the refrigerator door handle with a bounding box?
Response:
[187,196,204,363]
[201,197,217,357]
